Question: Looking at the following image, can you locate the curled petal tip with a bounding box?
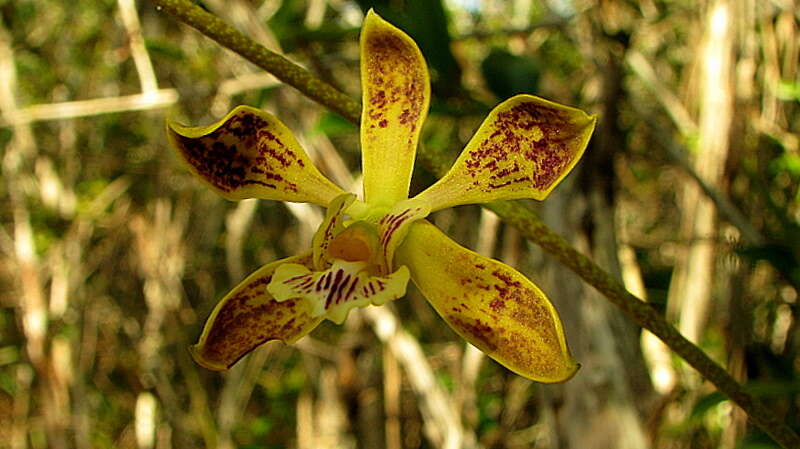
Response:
[189,344,229,372]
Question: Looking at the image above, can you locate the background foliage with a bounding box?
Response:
[1,0,798,448]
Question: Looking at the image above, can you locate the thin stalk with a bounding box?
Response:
[149,0,800,447]
[151,0,360,121]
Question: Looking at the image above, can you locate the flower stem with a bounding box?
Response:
[149,1,799,446]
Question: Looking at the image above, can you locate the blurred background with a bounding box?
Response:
[1,0,799,448]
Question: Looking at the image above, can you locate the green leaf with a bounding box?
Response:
[481,48,541,99]
[311,112,357,137]
[777,80,800,102]
[689,391,726,420]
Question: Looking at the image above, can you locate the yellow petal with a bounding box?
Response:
[412,95,596,211]
[267,259,410,325]
[167,105,345,206]
[360,10,430,206]
[312,193,356,270]
[190,252,323,371]
[396,221,579,383]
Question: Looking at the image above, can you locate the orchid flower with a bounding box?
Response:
[167,10,595,383]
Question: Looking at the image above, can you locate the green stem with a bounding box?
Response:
[150,1,799,447]
[483,201,799,446]
[151,0,361,122]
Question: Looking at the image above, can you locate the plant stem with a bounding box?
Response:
[482,201,799,447]
[151,0,361,122]
[149,0,800,446]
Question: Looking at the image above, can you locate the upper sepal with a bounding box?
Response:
[190,252,323,371]
[168,105,345,206]
[396,220,579,383]
[412,95,596,212]
[360,10,430,207]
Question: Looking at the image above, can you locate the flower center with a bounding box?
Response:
[327,221,379,264]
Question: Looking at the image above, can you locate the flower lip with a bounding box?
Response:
[267,259,411,324]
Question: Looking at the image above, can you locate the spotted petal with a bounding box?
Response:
[412,95,596,212]
[268,259,410,324]
[396,220,579,383]
[360,10,430,207]
[168,105,345,206]
[190,252,323,371]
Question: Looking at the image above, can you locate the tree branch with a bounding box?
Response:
[151,0,360,122]
[148,1,800,447]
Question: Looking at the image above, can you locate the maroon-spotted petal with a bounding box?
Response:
[168,105,345,206]
[412,95,595,212]
[360,10,430,207]
[396,220,579,383]
[190,252,323,371]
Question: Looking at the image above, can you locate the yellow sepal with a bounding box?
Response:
[360,10,430,207]
[412,95,596,212]
[190,252,323,371]
[396,220,579,383]
[168,105,345,206]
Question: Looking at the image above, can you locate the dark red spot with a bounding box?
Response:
[344,277,358,302]
[364,29,425,139]
[448,316,496,351]
[492,270,522,288]
[490,298,505,311]
[175,110,311,196]
[379,209,413,246]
